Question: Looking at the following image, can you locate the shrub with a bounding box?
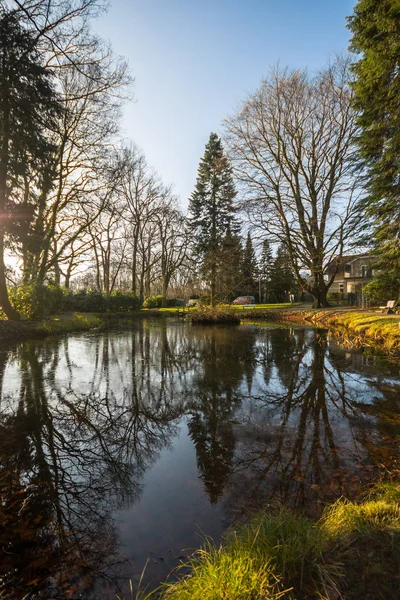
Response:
[189,306,240,325]
[66,288,107,312]
[143,294,163,308]
[363,275,400,305]
[65,289,141,312]
[198,295,211,305]
[108,290,141,312]
[166,298,185,307]
[8,283,66,320]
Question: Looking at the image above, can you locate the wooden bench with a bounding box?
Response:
[379,300,395,314]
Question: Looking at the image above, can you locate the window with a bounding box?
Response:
[361,265,372,278]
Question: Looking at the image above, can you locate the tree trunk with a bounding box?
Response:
[311,276,329,308]
[161,274,170,308]
[0,72,20,320]
[211,258,216,307]
[64,261,73,289]
[0,233,20,320]
[131,230,139,295]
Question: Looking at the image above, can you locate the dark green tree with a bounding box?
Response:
[259,238,274,302]
[241,232,258,296]
[0,12,61,320]
[270,244,295,302]
[216,227,243,302]
[188,133,237,305]
[348,0,400,272]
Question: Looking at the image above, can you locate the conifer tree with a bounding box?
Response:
[270,244,294,302]
[241,232,258,296]
[218,227,243,302]
[188,133,237,305]
[348,0,400,271]
[259,239,274,302]
[0,13,61,319]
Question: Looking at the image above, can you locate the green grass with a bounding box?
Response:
[320,483,400,600]
[159,509,339,600]
[39,312,103,334]
[136,483,400,600]
[145,303,298,314]
[0,312,103,342]
[229,303,299,310]
[323,311,400,355]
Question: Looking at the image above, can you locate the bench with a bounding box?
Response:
[379,300,396,314]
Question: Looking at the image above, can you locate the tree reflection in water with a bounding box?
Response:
[0,321,399,597]
[227,327,400,515]
[186,326,258,503]
[0,322,187,598]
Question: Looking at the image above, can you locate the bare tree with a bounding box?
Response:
[155,195,189,306]
[225,57,360,307]
[118,147,163,300]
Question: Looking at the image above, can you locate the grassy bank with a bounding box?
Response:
[0,312,102,342]
[145,483,400,600]
[232,307,400,356]
[309,310,400,356]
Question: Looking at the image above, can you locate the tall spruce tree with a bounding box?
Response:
[259,239,274,302]
[188,133,237,305]
[241,232,258,297]
[0,13,61,319]
[348,0,400,271]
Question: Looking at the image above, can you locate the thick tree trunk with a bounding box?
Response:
[161,274,170,308]
[311,276,329,308]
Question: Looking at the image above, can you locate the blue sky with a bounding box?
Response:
[95,0,356,208]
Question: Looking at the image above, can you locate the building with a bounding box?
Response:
[328,254,376,304]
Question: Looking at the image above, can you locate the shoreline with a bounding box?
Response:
[0,307,399,357]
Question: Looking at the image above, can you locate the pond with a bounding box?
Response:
[0,319,399,598]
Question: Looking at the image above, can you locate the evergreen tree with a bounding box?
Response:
[0,13,61,319]
[217,227,243,302]
[241,232,258,296]
[259,239,274,302]
[348,0,400,271]
[188,133,237,305]
[270,244,295,302]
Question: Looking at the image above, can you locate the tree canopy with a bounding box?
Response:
[348,0,400,271]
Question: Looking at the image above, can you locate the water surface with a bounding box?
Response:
[0,319,399,598]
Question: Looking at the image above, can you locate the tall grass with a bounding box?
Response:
[141,483,400,600]
[159,509,341,600]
